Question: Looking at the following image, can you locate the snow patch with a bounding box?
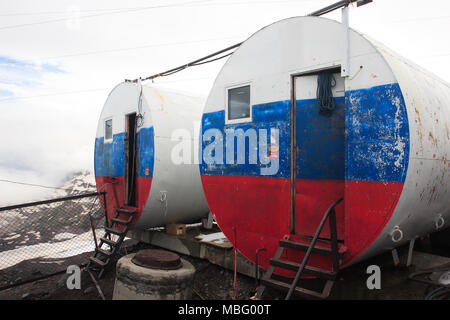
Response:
[3,234,20,241]
[196,232,227,244]
[53,232,76,241]
[0,229,101,270]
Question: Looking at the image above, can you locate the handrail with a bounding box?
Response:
[285,197,343,300]
[0,191,106,212]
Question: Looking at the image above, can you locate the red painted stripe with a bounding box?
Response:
[201,174,403,276]
[342,180,404,264]
[295,179,344,239]
[95,176,152,227]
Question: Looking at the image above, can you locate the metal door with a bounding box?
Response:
[124,113,137,206]
[291,71,345,239]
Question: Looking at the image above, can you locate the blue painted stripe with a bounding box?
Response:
[200,101,291,178]
[94,126,155,178]
[345,83,409,182]
[200,83,409,182]
[296,96,345,180]
[137,126,155,177]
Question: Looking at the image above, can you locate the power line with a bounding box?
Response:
[128,0,364,83]
[0,179,72,191]
[0,0,318,17]
[36,36,244,61]
[0,77,215,102]
[0,0,214,31]
[1,0,448,31]
[126,42,241,82]
[0,0,332,31]
[0,88,111,102]
[0,8,145,17]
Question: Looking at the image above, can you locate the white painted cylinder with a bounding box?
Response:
[94,83,209,228]
[199,15,450,271]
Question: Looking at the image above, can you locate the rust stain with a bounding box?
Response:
[429,186,435,202]
[152,88,166,104]
[419,189,425,200]
[445,123,450,140]
[428,132,438,147]
[415,107,424,153]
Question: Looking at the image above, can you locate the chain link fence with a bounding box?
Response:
[0,192,106,290]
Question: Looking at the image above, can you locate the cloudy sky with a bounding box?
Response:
[0,0,449,204]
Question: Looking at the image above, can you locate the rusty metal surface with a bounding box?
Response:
[131,249,182,270]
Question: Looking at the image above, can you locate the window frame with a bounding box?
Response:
[225,82,253,124]
[104,117,113,142]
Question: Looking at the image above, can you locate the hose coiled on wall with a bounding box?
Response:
[317,71,337,116]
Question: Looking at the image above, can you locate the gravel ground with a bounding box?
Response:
[0,241,265,300]
[1,237,449,300]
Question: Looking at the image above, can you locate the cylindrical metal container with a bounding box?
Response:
[113,250,195,300]
[95,83,209,228]
[199,16,450,273]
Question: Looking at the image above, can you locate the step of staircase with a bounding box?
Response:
[279,240,346,257]
[96,248,113,257]
[110,217,132,225]
[269,258,337,280]
[260,276,334,299]
[105,226,126,236]
[88,207,137,279]
[89,256,107,267]
[99,237,117,246]
[117,208,137,215]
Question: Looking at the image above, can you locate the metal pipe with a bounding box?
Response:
[126,42,243,83]
[309,0,352,16]
[127,0,372,84]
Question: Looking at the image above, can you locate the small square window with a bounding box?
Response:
[105,119,112,140]
[228,85,250,120]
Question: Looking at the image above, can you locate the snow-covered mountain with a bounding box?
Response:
[54,170,97,197]
[0,171,104,264]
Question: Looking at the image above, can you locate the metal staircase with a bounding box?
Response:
[256,198,346,300]
[87,207,137,279]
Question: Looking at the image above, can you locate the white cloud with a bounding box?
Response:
[0,0,448,205]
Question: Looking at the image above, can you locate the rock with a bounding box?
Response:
[57,273,69,288]
[21,292,31,300]
[38,291,50,299]
[15,277,23,283]
[218,291,228,300]
[31,269,42,276]
[83,286,96,295]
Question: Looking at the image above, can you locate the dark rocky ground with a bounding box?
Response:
[0,240,268,301]
[1,229,449,300]
[0,238,449,301]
